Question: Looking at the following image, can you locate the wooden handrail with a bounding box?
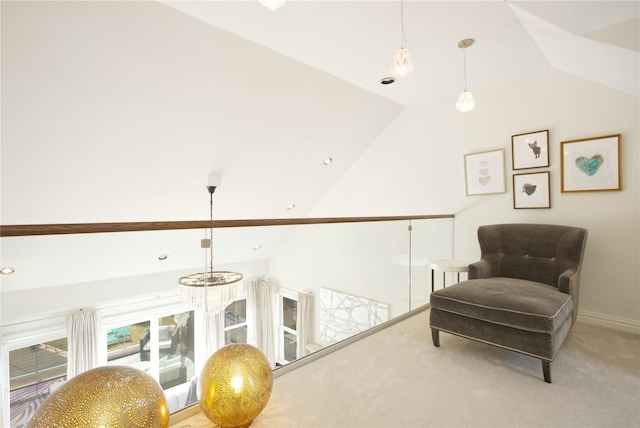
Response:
[0,214,453,237]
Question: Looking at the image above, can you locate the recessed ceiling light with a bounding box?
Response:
[322,157,333,165]
[253,245,262,250]
[259,0,286,11]
[158,254,168,261]
[1,267,15,275]
[286,203,296,210]
[380,77,396,85]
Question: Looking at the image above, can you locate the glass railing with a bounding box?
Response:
[0,215,453,423]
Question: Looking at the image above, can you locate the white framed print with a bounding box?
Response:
[512,129,549,170]
[464,149,506,196]
[513,171,550,209]
[561,134,621,192]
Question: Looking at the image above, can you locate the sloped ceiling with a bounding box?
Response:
[0,0,403,226]
[161,1,639,106]
[2,1,637,227]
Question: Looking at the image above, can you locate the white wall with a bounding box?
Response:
[312,68,640,330]
[1,259,269,325]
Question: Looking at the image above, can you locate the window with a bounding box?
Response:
[9,338,68,428]
[107,321,149,364]
[279,295,298,364]
[159,312,194,390]
[105,311,195,391]
[224,299,247,345]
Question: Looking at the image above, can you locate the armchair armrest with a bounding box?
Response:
[468,260,492,279]
[558,268,580,323]
[557,269,578,295]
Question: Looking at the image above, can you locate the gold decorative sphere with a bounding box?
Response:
[28,365,169,428]
[200,343,273,428]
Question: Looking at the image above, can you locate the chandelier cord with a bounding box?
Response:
[209,190,214,275]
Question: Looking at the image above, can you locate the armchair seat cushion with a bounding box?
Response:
[430,278,573,334]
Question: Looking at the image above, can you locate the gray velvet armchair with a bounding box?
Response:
[429,223,588,383]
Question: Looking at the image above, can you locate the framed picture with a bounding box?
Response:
[561,134,621,192]
[512,129,549,170]
[513,171,550,209]
[464,149,506,195]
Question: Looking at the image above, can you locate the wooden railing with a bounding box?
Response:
[0,214,453,237]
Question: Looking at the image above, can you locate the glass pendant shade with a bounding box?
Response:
[28,366,169,428]
[391,47,414,78]
[178,271,243,314]
[456,90,475,112]
[259,0,286,11]
[200,343,273,428]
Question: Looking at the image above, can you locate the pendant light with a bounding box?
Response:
[391,0,414,78]
[178,179,243,313]
[456,38,475,112]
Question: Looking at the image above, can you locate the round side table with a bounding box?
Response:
[430,259,469,292]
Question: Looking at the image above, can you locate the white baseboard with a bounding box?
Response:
[577,310,640,335]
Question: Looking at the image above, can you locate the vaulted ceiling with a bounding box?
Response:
[162,1,639,106]
[2,1,637,227]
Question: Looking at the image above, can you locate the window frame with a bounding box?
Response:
[277,291,299,365]
[102,308,195,389]
[2,327,68,428]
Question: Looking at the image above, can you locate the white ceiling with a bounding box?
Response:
[161,0,640,106]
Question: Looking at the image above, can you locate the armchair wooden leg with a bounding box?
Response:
[542,360,551,383]
[431,328,440,347]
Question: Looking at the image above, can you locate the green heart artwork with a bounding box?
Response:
[575,155,604,176]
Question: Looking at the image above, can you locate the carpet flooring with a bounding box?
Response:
[175,308,640,428]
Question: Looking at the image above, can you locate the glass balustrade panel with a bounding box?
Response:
[0,216,453,418]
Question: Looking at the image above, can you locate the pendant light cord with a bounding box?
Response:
[463,47,468,91]
[400,0,407,49]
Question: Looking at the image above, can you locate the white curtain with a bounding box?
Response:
[67,309,101,379]
[247,279,277,368]
[194,309,225,379]
[202,310,225,359]
[296,292,314,358]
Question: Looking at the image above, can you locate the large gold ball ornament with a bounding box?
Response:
[28,365,169,428]
[200,343,273,428]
